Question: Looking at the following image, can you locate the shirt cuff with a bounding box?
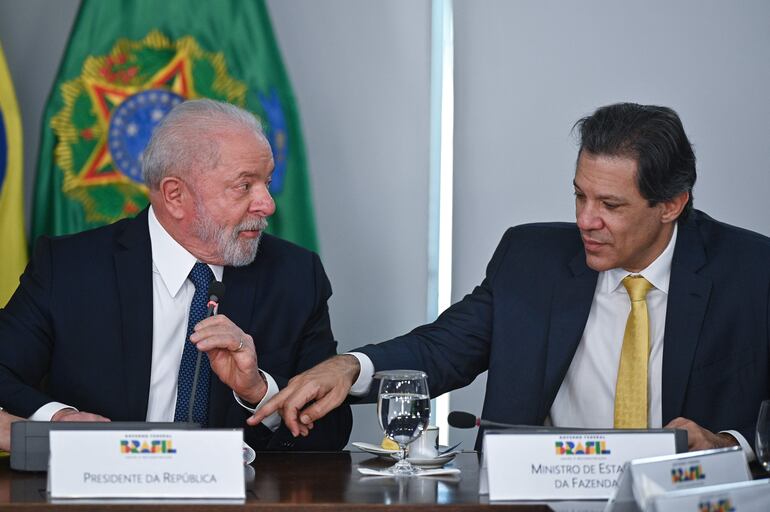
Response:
[720,429,755,462]
[30,402,78,421]
[233,370,281,431]
[348,352,375,396]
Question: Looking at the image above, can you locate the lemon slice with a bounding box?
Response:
[381,437,399,451]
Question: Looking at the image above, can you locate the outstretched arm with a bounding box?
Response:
[248,354,360,437]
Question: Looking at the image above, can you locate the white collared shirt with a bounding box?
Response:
[549,224,678,428]
[32,207,280,430]
[146,206,231,422]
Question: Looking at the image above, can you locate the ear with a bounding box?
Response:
[157,176,189,220]
[659,191,689,223]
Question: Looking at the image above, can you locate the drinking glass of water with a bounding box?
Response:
[756,400,770,473]
[375,370,430,475]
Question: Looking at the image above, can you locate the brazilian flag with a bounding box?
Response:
[0,42,26,306]
[33,0,317,251]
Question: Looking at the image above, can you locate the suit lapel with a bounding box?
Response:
[542,251,598,417]
[219,264,259,333]
[662,220,711,423]
[114,209,154,420]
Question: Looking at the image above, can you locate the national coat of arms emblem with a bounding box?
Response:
[51,31,248,223]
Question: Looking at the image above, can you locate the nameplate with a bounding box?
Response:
[650,479,770,512]
[605,447,751,512]
[10,421,198,472]
[48,430,245,499]
[480,429,681,500]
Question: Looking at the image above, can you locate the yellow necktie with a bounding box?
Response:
[614,275,653,428]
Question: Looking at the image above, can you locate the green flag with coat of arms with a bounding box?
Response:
[33,0,317,251]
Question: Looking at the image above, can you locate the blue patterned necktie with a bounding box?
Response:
[173,262,214,426]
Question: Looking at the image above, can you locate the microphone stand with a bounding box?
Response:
[187,281,224,424]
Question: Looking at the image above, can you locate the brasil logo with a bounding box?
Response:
[50,30,288,226]
[555,440,611,456]
[698,498,735,512]
[120,438,176,454]
[671,464,706,483]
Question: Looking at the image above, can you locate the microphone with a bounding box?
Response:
[188,280,226,424]
[448,411,544,430]
[206,281,226,317]
[448,411,481,429]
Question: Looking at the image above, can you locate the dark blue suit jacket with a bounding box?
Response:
[0,209,351,450]
[358,211,770,448]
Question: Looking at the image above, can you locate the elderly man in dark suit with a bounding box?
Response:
[0,99,351,450]
[252,103,770,454]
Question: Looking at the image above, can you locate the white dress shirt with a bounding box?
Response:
[350,223,752,457]
[32,207,281,430]
[549,224,678,428]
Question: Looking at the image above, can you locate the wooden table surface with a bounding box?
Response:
[0,451,553,511]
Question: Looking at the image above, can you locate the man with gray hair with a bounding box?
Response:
[0,98,351,450]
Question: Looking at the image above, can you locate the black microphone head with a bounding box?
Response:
[208,281,226,302]
[448,411,478,429]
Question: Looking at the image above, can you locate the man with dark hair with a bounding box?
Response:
[0,99,351,450]
[253,102,770,455]
[576,103,696,220]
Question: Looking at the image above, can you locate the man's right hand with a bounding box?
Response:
[52,408,110,422]
[247,354,360,437]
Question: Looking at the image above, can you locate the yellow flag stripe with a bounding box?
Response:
[0,41,27,306]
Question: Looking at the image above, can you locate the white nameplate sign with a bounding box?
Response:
[604,447,751,512]
[480,430,680,500]
[48,430,245,499]
[650,479,770,512]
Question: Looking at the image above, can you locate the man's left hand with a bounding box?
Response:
[665,417,738,451]
[190,314,267,404]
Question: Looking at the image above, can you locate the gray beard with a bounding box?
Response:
[193,203,268,267]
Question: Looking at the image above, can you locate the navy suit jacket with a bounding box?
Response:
[358,211,770,448]
[0,209,351,450]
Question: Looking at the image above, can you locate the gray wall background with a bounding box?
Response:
[266,0,431,445]
[1,0,769,449]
